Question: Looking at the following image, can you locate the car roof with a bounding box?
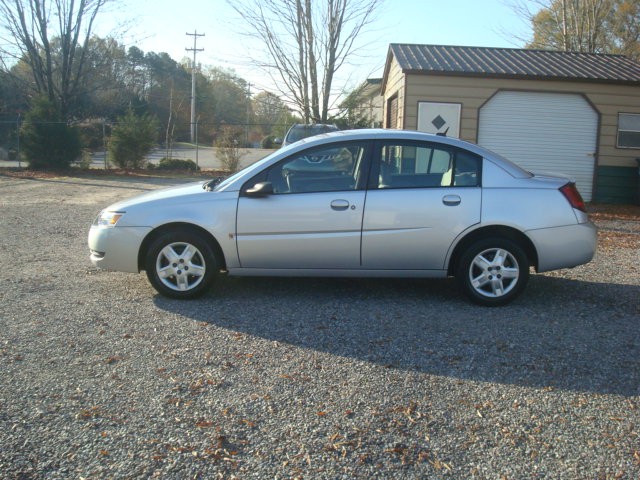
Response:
[302,129,530,177]
[291,128,477,152]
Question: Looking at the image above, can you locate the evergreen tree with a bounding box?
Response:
[108,108,158,169]
[20,96,81,169]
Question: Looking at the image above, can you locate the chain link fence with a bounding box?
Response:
[0,118,21,162]
[0,118,293,170]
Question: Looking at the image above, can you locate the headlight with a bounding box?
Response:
[93,210,125,227]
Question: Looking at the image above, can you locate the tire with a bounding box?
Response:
[456,237,529,307]
[144,229,217,299]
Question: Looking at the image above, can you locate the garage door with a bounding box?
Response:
[478,91,598,201]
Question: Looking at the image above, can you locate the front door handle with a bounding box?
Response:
[330,199,350,211]
[442,194,461,206]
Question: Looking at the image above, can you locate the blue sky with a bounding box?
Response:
[97,0,535,95]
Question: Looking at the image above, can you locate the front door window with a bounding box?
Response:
[263,143,367,194]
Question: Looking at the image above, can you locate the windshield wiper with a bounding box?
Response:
[202,177,224,191]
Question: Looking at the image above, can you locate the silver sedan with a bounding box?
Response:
[89,129,596,306]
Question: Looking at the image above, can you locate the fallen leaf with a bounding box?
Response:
[196,420,214,428]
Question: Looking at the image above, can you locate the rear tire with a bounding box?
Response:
[456,237,529,307]
[144,229,217,299]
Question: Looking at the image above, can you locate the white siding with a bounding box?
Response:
[478,91,598,200]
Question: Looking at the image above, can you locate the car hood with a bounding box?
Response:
[102,180,240,230]
[105,181,208,211]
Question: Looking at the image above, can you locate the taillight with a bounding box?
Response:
[560,183,586,212]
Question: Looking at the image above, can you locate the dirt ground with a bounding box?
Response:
[0,169,638,478]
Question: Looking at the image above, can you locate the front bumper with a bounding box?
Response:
[527,221,597,272]
[88,225,151,273]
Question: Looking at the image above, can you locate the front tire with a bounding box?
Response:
[456,237,529,307]
[145,229,217,299]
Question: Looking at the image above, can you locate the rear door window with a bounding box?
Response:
[372,141,481,188]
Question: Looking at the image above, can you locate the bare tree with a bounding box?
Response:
[510,0,639,59]
[610,0,640,59]
[0,0,110,116]
[253,91,289,135]
[228,0,383,123]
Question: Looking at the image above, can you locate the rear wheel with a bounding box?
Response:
[456,237,529,306]
[145,229,217,299]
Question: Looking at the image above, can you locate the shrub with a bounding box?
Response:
[108,108,158,169]
[20,97,81,170]
[76,149,93,169]
[153,157,200,171]
[261,135,276,149]
[215,125,245,173]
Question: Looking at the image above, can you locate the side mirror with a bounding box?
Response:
[245,181,274,197]
[273,138,282,145]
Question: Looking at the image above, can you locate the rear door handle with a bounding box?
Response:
[442,194,461,206]
[330,199,350,211]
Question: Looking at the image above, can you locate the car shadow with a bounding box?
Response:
[154,274,639,396]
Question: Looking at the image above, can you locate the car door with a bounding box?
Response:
[361,140,482,270]
[236,142,369,269]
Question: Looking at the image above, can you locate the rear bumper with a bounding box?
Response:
[527,221,597,272]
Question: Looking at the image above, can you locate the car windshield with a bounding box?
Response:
[212,149,283,192]
[286,125,337,143]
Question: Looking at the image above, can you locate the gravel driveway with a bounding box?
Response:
[1,173,638,479]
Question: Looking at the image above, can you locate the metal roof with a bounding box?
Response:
[386,44,640,85]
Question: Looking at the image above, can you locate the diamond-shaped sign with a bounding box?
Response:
[418,102,461,138]
[431,115,446,130]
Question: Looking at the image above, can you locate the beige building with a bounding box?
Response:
[381,44,640,203]
[355,78,384,128]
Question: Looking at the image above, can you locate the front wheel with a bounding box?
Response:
[145,229,217,299]
[456,237,529,307]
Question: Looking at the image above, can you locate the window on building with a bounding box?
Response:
[386,95,398,129]
[617,113,640,149]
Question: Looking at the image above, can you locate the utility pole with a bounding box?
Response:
[186,30,205,143]
[245,82,252,146]
[16,113,21,169]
